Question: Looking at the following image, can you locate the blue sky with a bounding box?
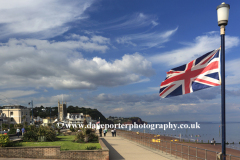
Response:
[0,0,239,122]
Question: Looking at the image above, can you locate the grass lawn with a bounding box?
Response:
[19,135,101,150]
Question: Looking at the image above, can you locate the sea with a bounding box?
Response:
[120,122,240,151]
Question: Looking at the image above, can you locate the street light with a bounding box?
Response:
[217,2,230,26]
[217,2,230,160]
[28,100,33,124]
[50,107,55,123]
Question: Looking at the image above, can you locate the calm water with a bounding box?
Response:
[121,122,240,151]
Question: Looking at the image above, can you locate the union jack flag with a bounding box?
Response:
[160,48,221,98]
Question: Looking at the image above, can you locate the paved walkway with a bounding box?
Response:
[101,133,179,160]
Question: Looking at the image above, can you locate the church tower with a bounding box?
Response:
[58,100,67,121]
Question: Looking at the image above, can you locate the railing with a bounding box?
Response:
[117,130,240,160]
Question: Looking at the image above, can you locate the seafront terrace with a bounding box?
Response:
[101,130,179,160]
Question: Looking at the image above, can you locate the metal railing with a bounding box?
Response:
[117,130,240,160]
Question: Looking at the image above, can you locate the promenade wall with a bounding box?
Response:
[0,138,109,160]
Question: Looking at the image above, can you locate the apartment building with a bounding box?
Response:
[1,105,30,124]
[66,113,92,124]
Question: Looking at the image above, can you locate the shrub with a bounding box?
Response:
[28,125,37,131]
[23,125,56,142]
[0,134,10,147]
[37,126,46,136]
[85,146,97,150]
[10,124,14,129]
[57,128,60,134]
[70,125,74,132]
[7,128,16,135]
[75,132,85,143]
[23,130,38,142]
[45,128,56,141]
[24,121,28,127]
[88,133,99,143]
[85,128,92,135]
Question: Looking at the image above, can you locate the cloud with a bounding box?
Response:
[0,0,94,39]
[226,88,240,96]
[149,33,239,66]
[103,13,159,30]
[49,94,72,103]
[0,39,154,90]
[66,34,110,44]
[94,87,220,105]
[95,93,160,104]
[0,90,37,99]
[116,27,178,48]
[226,58,240,85]
[0,90,37,106]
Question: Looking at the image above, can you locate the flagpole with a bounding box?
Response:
[217,3,230,160]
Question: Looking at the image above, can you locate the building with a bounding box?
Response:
[66,113,92,124]
[67,113,84,124]
[33,116,43,124]
[1,105,30,124]
[58,101,67,121]
[0,112,9,124]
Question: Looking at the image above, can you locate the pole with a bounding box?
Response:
[1,113,2,134]
[50,107,51,123]
[31,100,33,124]
[220,25,226,160]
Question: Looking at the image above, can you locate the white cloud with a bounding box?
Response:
[0,90,37,99]
[50,94,72,103]
[104,13,159,30]
[116,37,137,46]
[0,0,94,39]
[66,34,110,45]
[0,39,154,90]
[149,33,239,66]
[91,36,110,44]
[116,27,178,48]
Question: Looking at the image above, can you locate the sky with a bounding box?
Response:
[0,0,239,122]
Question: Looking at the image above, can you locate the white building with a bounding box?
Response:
[66,113,91,124]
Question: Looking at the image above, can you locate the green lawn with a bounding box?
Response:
[20,135,101,150]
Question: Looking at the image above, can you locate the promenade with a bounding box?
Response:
[101,132,179,160]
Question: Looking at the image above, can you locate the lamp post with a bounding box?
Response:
[49,107,55,124]
[28,100,33,124]
[217,2,230,160]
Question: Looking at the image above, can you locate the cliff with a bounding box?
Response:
[122,117,147,125]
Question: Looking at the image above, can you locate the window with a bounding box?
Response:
[10,112,13,116]
[22,112,23,115]
[11,118,13,121]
